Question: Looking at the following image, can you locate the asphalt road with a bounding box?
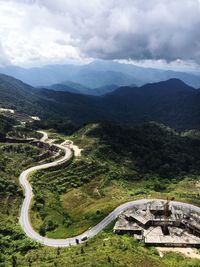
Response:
[19,132,200,247]
[38,130,48,142]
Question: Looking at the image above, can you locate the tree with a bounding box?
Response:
[12,255,17,267]
[39,226,46,236]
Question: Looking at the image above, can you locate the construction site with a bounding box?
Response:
[113,200,200,247]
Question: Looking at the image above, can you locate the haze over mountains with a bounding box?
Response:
[1,61,200,92]
[48,82,119,96]
[1,1,200,266]
[0,73,199,130]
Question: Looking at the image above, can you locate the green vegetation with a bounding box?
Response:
[7,126,42,140]
[1,74,200,129]
[0,144,41,194]
[31,118,80,136]
[1,122,200,266]
[0,115,16,141]
[30,123,200,240]
[0,143,42,266]
[88,122,200,178]
[5,230,200,267]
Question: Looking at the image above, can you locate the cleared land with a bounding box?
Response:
[1,123,200,266]
[30,124,200,239]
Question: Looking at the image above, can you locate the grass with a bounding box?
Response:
[30,126,200,239]
[1,125,200,266]
[10,230,200,267]
[0,143,43,266]
[169,176,200,206]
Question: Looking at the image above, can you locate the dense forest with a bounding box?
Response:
[29,122,200,239]
[1,74,200,129]
[0,119,200,266]
[88,122,200,179]
[1,1,200,265]
[0,115,16,141]
[0,143,42,265]
[1,74,200,266]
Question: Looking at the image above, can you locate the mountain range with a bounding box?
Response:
[47,82,119,96]
[0,73,200,130]
[1,60,200,90]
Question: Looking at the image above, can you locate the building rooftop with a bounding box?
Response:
[144,227,200,245]
[114,216,142,232]
[114,200,200,247]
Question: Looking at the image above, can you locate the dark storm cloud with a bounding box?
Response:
[1,0,200,65]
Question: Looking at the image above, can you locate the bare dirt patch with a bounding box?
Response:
[157,247,200,260]
[62,140,83,157]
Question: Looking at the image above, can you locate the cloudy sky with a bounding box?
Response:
[0,0,200,71]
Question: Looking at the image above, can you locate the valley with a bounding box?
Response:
[0,68,200,267]
[1,2,200,266]
[0,74,200,130]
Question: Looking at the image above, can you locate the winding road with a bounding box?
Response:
[19,131,200,247]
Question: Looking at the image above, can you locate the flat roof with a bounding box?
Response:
[144,227,200,245]
[114,218,143,231]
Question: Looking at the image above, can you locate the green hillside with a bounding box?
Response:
[1,74,200,130]
[1,122,200,266]
[0,115,16,141]
[29,123,200,241]
[0,76,200,265]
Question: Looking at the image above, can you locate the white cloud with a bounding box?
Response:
[0,0,84,66]
[0,41,10,66]
[0,0,200,68]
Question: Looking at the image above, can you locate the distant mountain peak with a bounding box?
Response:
[1,61,200,88]
[140,78,195,93]
[109,78,195,98]
[0,73,200,129]
[156,78,190,86]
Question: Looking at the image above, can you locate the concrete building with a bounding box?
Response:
[113,200,200,247]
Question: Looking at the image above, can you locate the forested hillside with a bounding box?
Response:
[88,122,200,178]
[0,115,16,141]
[29,122,200,241]
[1,1,200,266]
[0,74,200,129]
[1,121,200,266]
